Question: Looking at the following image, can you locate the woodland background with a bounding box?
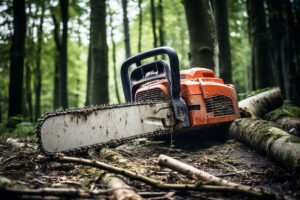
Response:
[0,0,299,129]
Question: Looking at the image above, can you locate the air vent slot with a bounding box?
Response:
[205,95,235,117]
[135,88,170,102]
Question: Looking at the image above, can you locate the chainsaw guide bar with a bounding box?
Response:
[36,101,175,156]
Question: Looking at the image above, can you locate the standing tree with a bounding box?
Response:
[90,0,108,105]
[150,0,157,48]
[137,0,143,53]
[60,0,69,108]
[212,0,232,83]
[8,0,26,117]
[85,45,91,106]
[122,0,131,58]
[183,0,217,70]
[109,10,121,103]
[247,0,273,90]
[35,1,45,120]
[51,8,62,109]
[158,0,165,47]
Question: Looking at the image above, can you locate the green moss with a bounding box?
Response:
[265,101,300,119]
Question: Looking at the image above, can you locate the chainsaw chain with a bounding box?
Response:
[36,101,173,156]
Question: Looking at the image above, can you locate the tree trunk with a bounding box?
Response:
[122,0,131,58]
[54,55,61,110]
[229,118,300,185]
[85,44,91,106]
[0,93,2,123]
[238,87,284,118]
[25,62,33,121]
[247,0,273,89]
[137,0,143,53]
[212,0,232,83]
[35,2,45,120]
[90,0,108,105]
[158,0,165,47]
[8,0,26,117]
[158,0,165,60]
[59,0,69,109]
[183,0,217,70]
[51,12,62,110]
[284,0,300,105]
[102,174,143,200]
[266,0,285,96]
[150,0,157,48]
[109,11,121,104]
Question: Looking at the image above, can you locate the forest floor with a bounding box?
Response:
[1,128,300,200]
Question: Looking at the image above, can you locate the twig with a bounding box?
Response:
[56,154,278,199]
[216,170,246,177]
[207,157,238,172]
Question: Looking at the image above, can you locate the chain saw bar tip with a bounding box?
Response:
[120,46,190,128]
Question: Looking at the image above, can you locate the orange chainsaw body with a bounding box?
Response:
[134,67,240,129]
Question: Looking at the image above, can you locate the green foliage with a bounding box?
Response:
[0,121,35,139]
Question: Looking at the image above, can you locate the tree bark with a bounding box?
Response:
[158,0,165,48]
[247,0,273,90]
[25,62,33,121]
[229,118,300,185]
[51,11,62,109]
[137,0,143,53]
[35,1,45,120]
[122,0,131,58]
[54,54,61,110]
[238,87,284,118]
[109,11,121,103]
[90,0,109,105]
[102,174,143,200]
[85,44,91,106]
[8,0,26,117]
[150,0,157,48]
[266,0,285,96]
[267,114,300,136]
[59,0,69,109]
[0,92,2,123]
[212,0,232,83]
[183,0,217,70]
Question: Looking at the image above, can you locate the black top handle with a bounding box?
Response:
[121,46,180,103]
[120,46,190,128]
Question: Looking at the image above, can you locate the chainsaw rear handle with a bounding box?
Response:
[121,46,190,128]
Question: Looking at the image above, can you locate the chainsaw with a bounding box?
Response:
[37,47,240,155]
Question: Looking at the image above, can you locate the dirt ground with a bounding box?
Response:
[1,128,300,199]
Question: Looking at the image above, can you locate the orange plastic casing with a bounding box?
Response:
[135,68,240,129]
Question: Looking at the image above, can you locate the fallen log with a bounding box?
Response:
[267,114,300,136]
[228,118,300,184]
[102,173,143,200]
[238,87,283,118]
